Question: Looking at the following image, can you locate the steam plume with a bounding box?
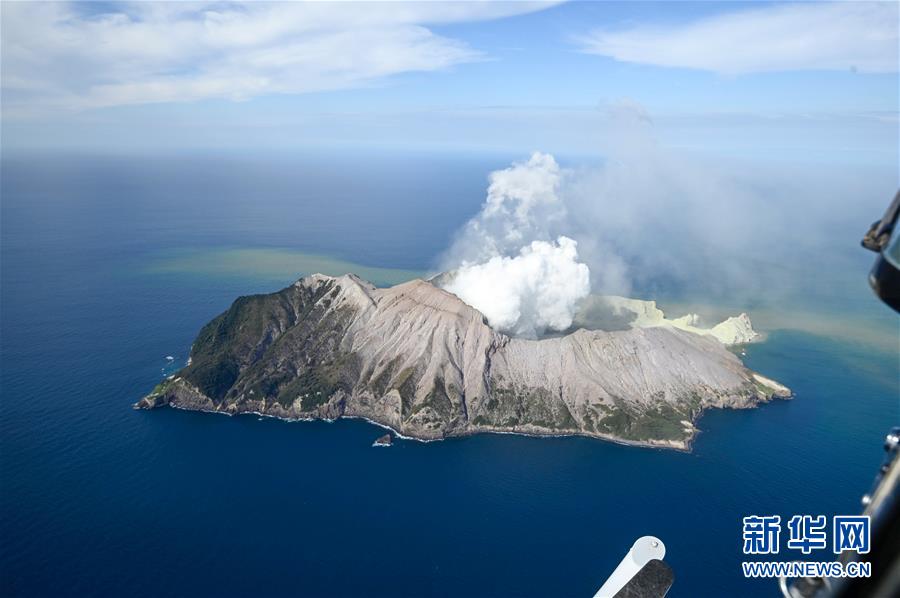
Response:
[438,100,892,339]
[438,152,595,336]
[443,236,590,337]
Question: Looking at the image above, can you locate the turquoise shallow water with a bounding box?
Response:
[1,153,897,597]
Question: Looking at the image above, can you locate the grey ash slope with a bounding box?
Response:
[135,274,790,450]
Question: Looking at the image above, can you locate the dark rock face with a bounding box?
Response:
[135,274,790,450]
[372,434,392,447]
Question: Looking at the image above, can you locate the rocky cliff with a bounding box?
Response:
[135,274,790,450]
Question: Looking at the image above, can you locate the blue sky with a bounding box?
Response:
[1,1,897,161]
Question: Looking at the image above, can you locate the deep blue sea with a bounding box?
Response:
[1,153,897,597]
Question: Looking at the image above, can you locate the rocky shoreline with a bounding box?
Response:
[136,382,788,452]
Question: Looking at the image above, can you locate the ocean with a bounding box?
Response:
[1,152,897,597]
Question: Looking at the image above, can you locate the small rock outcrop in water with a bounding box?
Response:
[134,274,790,451]
[373,434,392,447]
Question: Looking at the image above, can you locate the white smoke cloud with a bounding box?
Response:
[439,100,896,339]
[447,152,567,264]
[438,152,601,336]
[443,237,590,337]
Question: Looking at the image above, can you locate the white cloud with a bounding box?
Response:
[443,236,590,336]
[580,2,899,74]
[0,1,557,114]
[437,151,625,337]
[436,99,898,338]
[474,151,566,258]
[439,150,630,303]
